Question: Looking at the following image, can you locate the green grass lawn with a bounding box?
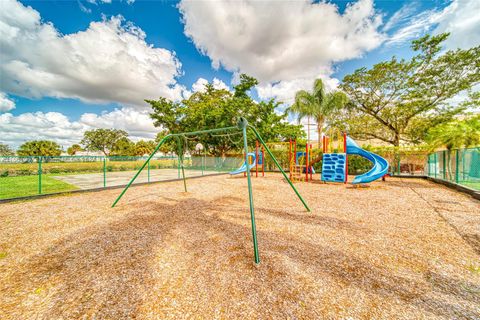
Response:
[461,180,480,191]
[0,175,78,200]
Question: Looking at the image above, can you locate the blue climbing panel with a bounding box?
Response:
[321,153,346,182]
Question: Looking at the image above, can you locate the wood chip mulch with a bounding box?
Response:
[0,174,479,319]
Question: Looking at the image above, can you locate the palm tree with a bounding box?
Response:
[287,79,348,148]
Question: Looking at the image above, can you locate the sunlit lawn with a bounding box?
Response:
[0,175,78,199]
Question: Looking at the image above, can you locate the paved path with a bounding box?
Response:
[52,169,212,189]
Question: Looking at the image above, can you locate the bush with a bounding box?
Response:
[0,170,8,177]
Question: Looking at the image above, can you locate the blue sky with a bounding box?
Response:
[1,0,479,147]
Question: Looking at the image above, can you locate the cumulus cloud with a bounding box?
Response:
[385,0,480,49]
[0,0,184,107]
[191,77,229,93]
[179,0,383,83]
[178,0,383,103]
[0,108,159,148]
[257,77,340,105]
[433,0,480,50]
[0,93,16,112]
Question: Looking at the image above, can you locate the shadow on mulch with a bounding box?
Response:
[4,195,479,319]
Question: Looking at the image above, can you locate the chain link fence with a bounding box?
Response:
[426,148,480,191]
[0,155,243,200]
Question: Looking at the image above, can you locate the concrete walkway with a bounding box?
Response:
[52,168,210,189]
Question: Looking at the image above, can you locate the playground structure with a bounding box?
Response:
[322,132,389,184]
[229,141,265,177]
[111,117,310,264]
[288,139,318,182]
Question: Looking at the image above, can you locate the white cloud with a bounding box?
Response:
[434,0,480,50]
[386,0,480,49]
[179,0,384,85]
[0,107,159,148]
[0,0,184,107]
[256,76,340,105]
[0,92,16,112]
[191,77,229,93]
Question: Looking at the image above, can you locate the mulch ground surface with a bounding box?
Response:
[0,174,479,319]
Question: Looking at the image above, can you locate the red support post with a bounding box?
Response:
[255,141,259,178]
[294,140,297,165]
[310,144,313,181]
[261,146,265,177]
[322,136,325,153]
[289,139,292,179]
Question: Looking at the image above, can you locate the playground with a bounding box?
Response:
[0,174,479,319]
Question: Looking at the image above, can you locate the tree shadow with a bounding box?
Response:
[4,195,479,318]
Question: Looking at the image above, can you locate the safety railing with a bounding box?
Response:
[426,148,480,191]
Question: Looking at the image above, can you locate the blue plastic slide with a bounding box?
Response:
[346,136,389,184]
[229,152,256,175]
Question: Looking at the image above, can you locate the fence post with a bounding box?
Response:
[443,150,446,180]
[455,150,459,184]
[397,157,400,175]
[103,157,107,188]
[38,156,42,194]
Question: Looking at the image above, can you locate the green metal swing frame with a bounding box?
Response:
[111,117,310,264]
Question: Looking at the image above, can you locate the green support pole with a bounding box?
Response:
[240,122,260,264]
[147,159,150,183]
[177,155,180,179]
[175,136,187,193]
[112,135,171,207]
[103,157,107,188]
[462,149,466,182]
[455,150,459,184]
[248,124,311,212]
[434,153,437,178]
[38,156,42,194]
[397,157,400,175]
[443,150,446,180]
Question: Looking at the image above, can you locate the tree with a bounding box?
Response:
[0,143,14,156]
[81,129,128,156]
[134,140,156,156]
[155,131,177,154]
[426,114,480,150]
[67,144,83,155]
[17,140,62,156]
[147,74,304,156]
[426,114,480,180]
[111,137,135,156]
[287,78,348,148]
[339,33,480,146]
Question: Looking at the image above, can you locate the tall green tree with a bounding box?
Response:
[81,129,128,156]
[287,78,348,148]
[67,144,83,155]
[134,140,156,156]
[17,140,62,156]
[339,33,480,146]
[111,137,135,156]
[147,74,304,156]
[426,114,480,150]
[0,143,14,156]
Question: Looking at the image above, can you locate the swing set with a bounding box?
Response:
[111,117,310,264]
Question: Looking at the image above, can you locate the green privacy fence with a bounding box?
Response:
[0,155,243,200]
[426,148,480,191]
